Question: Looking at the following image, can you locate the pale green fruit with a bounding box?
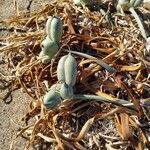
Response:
[64,54,77,87]
[57,55,68,81]
[43,90,61,109]
[60,83,73,99]
[40,55,51,64]
[50,83,62,92]
[39,37,59,64]
[40,37,59,56]
[57,54,77,86]
[46,16,63,43]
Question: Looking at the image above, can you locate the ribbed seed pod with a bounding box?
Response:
[46,16,53,37]
[46,16,63,43]
[39,37,59,64]
[60,83,73,99]
[64,54,77,87]
[57,55,68,81]
[43,90,61,109]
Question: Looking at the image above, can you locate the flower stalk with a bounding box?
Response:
[39,16,63,64]
[64,49,116,73]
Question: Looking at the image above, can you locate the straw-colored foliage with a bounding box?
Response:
[0,0,150,149]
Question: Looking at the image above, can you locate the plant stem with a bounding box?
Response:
[129,7,147,41]
[64,49,116,73]
[74,94,135,110]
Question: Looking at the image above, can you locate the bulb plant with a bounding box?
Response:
[116,0,147,41]
[43,53,134,111]
[46,16,63,43]
[42,1,139,111]
[39,16,63,64]
[57,53,77,86]
[43,53,77,109]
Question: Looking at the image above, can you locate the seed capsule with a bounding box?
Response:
[64,54,77,87]
[57,55,68,81]
[60,83,73,99]
[39,55,51,64]
[46,16,63,43]
[39,37,59,64]
[43,90,61,109]
[50,83,62,92]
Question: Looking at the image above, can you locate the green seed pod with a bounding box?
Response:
[40,37,59,56]
[64,54,77,87]
[60,83,73,100]
[39,55,51,64]
[50,83,62,93]
[46,16,63,43]
[57,55,68,81]
[43,90,61,109]
[39,37,59,64]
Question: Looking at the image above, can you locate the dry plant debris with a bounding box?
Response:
[0,0,150,149]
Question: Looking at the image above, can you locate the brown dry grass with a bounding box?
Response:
[0,0,150,149]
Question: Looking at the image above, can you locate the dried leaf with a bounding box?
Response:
[37,133,57,143]
[120,113,131,140]
[52,115,64,150]
[96,91,115,100]
[121,63,142,71]
[74,142,87,150]
[76,117,95,141]
[115,113,132,140]
[115,74,144,117]
[16,125,34,138]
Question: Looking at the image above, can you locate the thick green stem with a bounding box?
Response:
[129,7,147,41]
[64,49,116,73]
[74,94,135,110]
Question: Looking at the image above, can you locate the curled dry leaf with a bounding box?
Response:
[121,62,142,71]
[76,117,95,141]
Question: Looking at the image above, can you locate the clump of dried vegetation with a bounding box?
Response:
[0,0,150,149]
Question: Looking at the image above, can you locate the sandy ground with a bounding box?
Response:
[0,1,50,150]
